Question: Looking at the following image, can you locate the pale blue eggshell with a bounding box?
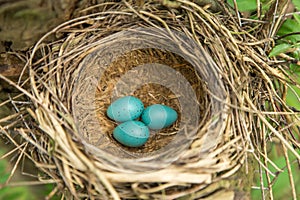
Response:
[141,104,178,130]
[107,96,144,122]
[113,121,150,147]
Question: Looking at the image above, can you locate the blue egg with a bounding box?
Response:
[141,104,178,130]
[113,121,150,147]
[107,96,144,122]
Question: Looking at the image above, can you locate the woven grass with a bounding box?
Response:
[0,0,299,199]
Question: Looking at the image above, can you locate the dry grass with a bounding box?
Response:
[94,48,203,155]
[0,0,299,199]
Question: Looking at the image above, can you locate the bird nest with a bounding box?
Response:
[0,1,299,199]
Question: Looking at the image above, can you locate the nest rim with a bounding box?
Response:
[70,27,229,171]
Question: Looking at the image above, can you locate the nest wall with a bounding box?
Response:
[0,1,299,200]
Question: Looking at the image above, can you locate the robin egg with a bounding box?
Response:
[141,104,178,130]
[107,96,144,122]
[113,121,150,147]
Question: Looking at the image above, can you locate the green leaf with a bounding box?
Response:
[227,0,257,12]
[292,0,300,10]
[278,19,300,43]
[0,160,7,172]
[0,173,9,184]
[268,43,292,57]
[285,69,300,109]
[0,159,9,184]
[286,85,300,110]
[294,13,300,24]
[272,156,300,199]
[44,184,62,200]
[290,63,300,74]
[291,44,300,60]
[0,187,32,200]
[252,145,300,199]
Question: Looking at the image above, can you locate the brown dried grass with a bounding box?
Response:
[94,48,203,155]
[0,0,299,199]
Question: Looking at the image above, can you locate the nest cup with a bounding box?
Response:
[24,3,234,197]
[72,27,227,169]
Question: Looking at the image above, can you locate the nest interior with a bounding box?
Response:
[0,1,299,200]
[94,48,205,155]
